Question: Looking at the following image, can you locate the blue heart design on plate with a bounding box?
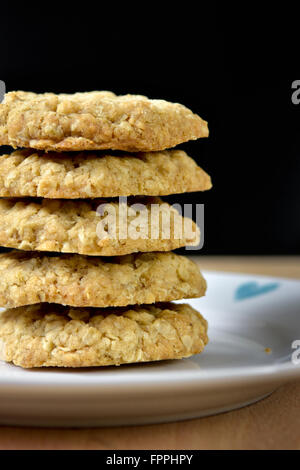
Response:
[235,282,280,301]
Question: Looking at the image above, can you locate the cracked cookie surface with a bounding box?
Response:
[0,149,212,198]
[0,197,200,256]
[0,91,208,151]
[0,302,208,368]
[0,251,206,308]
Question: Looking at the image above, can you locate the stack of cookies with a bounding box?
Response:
[0,91,211,368]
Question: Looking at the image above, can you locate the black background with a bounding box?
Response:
[0,5,299,255]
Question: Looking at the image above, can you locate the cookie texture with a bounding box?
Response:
[0,198,200,256]
[0,149,212,199]
[0,91,208,151]
[0,303,208,368]
[0,251,206,308]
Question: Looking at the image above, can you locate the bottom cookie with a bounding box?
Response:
[0,303,208,368]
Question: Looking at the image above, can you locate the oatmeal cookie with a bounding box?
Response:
[0,91,208,151]
[0,251,206,308]
[0,149,212,198]
[0,302,208,368]
[0,197,200,256]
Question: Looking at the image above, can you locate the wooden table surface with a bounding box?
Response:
[0,256,299,450]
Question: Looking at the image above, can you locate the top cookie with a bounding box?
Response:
[0,91,209,151]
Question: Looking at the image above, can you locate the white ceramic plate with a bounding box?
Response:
[0,271,299,428]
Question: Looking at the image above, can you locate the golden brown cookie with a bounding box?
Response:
[0,251,206,308]
[0,149,212,198]
[0,91,208,151]
[0,302,208,368]
[0,197,200,256]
